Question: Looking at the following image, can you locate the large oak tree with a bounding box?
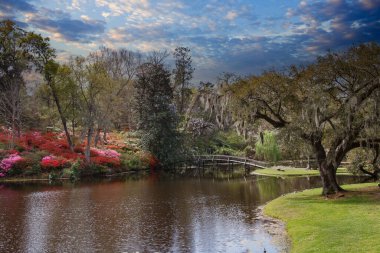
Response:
[230,43,380,195]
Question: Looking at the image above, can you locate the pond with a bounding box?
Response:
[0,173,366,253]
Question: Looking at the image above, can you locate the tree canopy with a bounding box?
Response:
[229,43,380,194]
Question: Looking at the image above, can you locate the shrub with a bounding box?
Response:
[90,148,121,158]
[23,163,41,176]
[0,153,24,177]
[91,156,120,167]
[40,155,70,171]
[244,145,255,158]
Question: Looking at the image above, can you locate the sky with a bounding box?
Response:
[1,0,380,83]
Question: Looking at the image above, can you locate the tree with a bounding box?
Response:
[173,47,194,115]
[0,20,53,147]
[38,63,82,141]
[69,56,105,163]
[135,53,182,167]
[88,47,140,145]
[44,62,78,151]
[230,43,380,195]
[255,131,281,163]
[347,147,380,180]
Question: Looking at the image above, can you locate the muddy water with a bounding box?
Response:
[0,174,365,253]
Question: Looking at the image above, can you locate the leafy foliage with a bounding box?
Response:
[135,58,183,167]
[255,131,281,162]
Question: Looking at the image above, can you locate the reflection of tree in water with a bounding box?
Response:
[0,175,368,252]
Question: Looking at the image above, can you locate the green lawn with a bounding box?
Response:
[264,183,380,253]
[252,167,351,177]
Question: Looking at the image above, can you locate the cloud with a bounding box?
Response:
[95,0,150,17]
[358,0,380,9]
[101,12,110,18]
[0,0,36,14]
[283,0,380,53]
[25,9,106,42]
[70,0,81,10]
[225,11,238,21]
[2,0,380,83]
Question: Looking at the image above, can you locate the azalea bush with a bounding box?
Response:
[90,148,121,168]
[40,155,70,171]
[0,128,148,178]
[91,156,120,167]
[0,153,24,177]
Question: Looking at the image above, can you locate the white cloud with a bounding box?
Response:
[69,0,82,10]
[225,11,238,21]
[299,1,307,8]
[101,12,110,18]
[286,8,294,18]
[95,0,151,17]
[80,15,90,21]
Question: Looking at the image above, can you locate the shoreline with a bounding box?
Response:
[263,183,380,253]
[250,167,353,177]
[0,169,149,183]
[256,205,291,253]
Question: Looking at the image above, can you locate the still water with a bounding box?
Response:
[0,174,365,253]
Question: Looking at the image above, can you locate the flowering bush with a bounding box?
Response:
[90,148,121,167]
[91,156,120,167]
[40,155,69,170]
[91,148,120,158]
[0,154,24,177]
[0,129,148,177]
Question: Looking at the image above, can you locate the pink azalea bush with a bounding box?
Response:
[90,148,121,168]
[91,148,120,158]
[0,153,24,177]
[40,155,68,169]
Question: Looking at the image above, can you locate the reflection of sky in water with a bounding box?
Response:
[24,191,61,252]
[0,175,365,252]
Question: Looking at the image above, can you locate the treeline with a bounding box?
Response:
[1,20,379,194]
[0,20,193,166]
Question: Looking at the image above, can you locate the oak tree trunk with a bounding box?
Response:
[319,163,345,195]
[313,138,345,195]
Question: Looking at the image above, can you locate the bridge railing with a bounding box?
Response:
[174,155,351,170]
[194,155,269,169]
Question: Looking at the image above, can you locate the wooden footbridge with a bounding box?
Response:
[172,155,269,171]
[194,155,268,169]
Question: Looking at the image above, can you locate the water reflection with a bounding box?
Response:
[0,174,366,253]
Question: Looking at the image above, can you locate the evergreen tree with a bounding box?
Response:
[135,59,182,167]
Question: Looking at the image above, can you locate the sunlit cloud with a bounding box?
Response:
[2,0,380,82]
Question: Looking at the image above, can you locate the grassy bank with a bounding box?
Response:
[264,183,380,253]
[252,167,351,177]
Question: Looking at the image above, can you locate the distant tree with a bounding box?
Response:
[69,56,104,163]
[0,20,53,147]
[135,53,182,167]
[39,63,83,146]
[89,47,140,145]
[44,62,78,151]
[217,72,239,88]
[255,131,281,163]
[347,147,379,180]
[230,43,380,195]
[173,47,194,115]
